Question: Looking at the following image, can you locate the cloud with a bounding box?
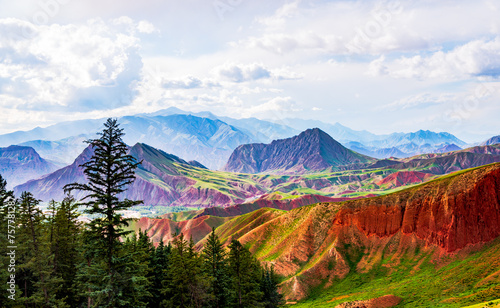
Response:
[231,0,500,57]
[215,63,302,82]
[137,20,157,34]
[162,76,203,89]
[380,92,458,111]
[241,96,302,118]
[369,37,500,80]
[0,18,143,111]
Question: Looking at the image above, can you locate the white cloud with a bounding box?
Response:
[370,37,500,80]
[137,20,156,34]
[0,18,142,112]
[232,0,500,57]
[241,96,302,118]
[215,62,302,82]
[380,92,459,111]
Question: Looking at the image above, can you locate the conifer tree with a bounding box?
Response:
[17,191,65,307]
[162,233,208,308]
[227,239,263,308]
[122,230,152,308]
[48,195,82,305]
[202,228,229,308]
[64,118,146,307]
[149,240,171,308]
[260,264,284,308]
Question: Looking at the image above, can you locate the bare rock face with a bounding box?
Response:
[222,128,373,174]
[335,164,500,252]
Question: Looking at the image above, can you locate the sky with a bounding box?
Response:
[0,0,499,142]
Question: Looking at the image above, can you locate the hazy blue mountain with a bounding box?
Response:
[370,130,467,148]
[217,116,299,143]
[342,141,407,159]
[0,145,59,189]
[0,119,104,147]
[145,107,299,143]
[18,134,89,166]
[434,144,462,153]
[0,113,254,170]
[481,135,500,146]
[0,108,471,169]
[118,114,254,169]
[281,118,385,143]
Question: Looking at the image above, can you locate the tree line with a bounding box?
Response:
[0,118,284,308]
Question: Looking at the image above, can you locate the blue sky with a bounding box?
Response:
[0,0,499,142]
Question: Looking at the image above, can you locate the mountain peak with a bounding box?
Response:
[223,129,373,174]
[481,135,500,146]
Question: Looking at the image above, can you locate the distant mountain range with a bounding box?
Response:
[0,107,498,172]
[12,125,500,207]
[0,145,59,189]
[223,128,374,174]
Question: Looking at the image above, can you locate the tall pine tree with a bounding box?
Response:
[17,191,65,307]
[162,233,208,308]
[227,239,263,308]
[260,264,284,308]
[64,118,147,307]
[48,195,82,305]
[202,228,230,308]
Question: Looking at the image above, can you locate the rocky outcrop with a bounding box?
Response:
[222,128,373,174]
[389,151,500,175]
[194,194,376,219]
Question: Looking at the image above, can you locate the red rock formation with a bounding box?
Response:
[336,165,500,252]
[376,171,433,188]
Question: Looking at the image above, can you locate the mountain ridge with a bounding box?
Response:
[223,128,374,174]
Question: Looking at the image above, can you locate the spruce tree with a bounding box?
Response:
[202,228,229,308]
[64,118,146,307]
[162,233,208,308]
[17,191,65,307]
[260,264,284,308]
[149,240,171,308]
[49,195,82,305]
[122,230,152,307]
[227,240,263,308]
